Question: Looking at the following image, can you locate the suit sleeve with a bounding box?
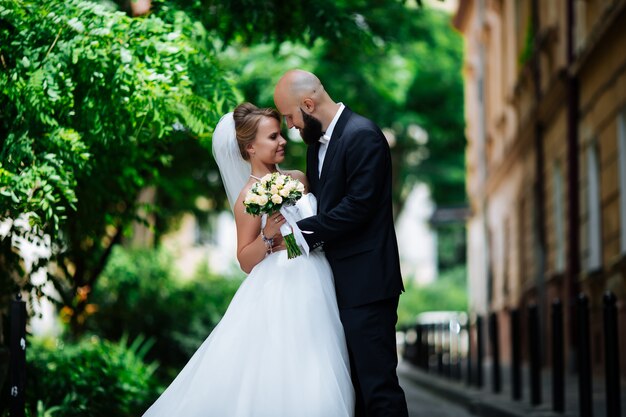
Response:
[298,129,389,246]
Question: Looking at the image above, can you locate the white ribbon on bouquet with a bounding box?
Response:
[279,205,310,256]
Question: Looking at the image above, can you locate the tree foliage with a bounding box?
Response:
[145,0,454,227]
[219,5,466,213]
[0,0,237,330]
[124,0,410,48]
[0,0,463,338]
[397,265,468,326]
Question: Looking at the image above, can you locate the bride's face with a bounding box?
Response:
[248,116,287,164]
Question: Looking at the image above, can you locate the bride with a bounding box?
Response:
[141,103,355,417]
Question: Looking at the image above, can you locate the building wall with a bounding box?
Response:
[455,0,626,376]
[578,18,626,275]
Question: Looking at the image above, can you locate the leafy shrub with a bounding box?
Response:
[86,246,242,381]
[398,265,468,327]
[25,335,159,417]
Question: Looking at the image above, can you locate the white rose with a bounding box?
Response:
[279,188,290,197]
[271,194,282,204]
[244,193,255,205]
[261,173,272,184]
[270,185,279,195]
[275,176,285,187]
[296,182,305,193]
[258,195,269,206]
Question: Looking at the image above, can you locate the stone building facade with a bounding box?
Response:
[454,0,626,378]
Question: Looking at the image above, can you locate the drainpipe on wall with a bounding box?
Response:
[477,0,493,314]
[565,0,581,371]
[531,0,547,362]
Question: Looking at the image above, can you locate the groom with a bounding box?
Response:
[274,69,408,417]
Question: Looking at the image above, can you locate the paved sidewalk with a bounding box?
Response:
[398,365,475,417]
[397,359,626,417]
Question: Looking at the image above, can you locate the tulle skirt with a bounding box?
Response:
[142,249,355,417]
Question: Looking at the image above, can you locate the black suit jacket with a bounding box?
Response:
[297,107,404,308]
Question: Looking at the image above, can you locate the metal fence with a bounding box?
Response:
[402,291,622,417]
[6,293,26,417]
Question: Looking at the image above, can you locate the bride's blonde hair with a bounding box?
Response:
[233,102,281,161]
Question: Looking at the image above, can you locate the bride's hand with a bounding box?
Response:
[263,212,286,239]
[271,235,287,252]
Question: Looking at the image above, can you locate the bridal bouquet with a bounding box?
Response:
[244,172,306,258]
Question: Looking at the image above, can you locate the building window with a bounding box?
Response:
[586,142,602,271]
[575,0,587,52]
[553,161,566,272]
[618,107,626,255]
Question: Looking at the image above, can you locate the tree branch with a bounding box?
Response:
[87,226,123,289]
[47,272,73,308]
[42,28,62,64]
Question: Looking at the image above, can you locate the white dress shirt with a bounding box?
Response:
[318,103,345,178]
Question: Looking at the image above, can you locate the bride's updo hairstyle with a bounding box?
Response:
[233,102,281,161]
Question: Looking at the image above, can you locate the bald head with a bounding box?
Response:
[275,69,323,101]
[273,69,338,132]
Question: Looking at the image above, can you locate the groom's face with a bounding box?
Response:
[274,93,322,146]
[299,108,324,146]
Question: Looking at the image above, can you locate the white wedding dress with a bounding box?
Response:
[142,194,355,417]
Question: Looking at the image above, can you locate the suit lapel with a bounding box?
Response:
[306,141,320,195]
[319,107,352,187]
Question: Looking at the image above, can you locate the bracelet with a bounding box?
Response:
[260,229,274,255]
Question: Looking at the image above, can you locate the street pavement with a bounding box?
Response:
[398,360,475,417]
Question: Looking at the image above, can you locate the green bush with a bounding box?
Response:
[86,246,243,382]
[25,335,159,417]
[398,265,468,327]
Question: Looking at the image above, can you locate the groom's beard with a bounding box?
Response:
[300,109,324,146]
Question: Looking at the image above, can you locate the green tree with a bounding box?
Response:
[1,0,460,352]
[0,0,237,334]
[106,0,460,236]
[144,0,449,233]
[214,6,469,320]
[316,7,466,212]
[397,265,468,326]
[216,5,466,214]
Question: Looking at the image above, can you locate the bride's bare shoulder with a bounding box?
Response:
[234,178,256,212]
